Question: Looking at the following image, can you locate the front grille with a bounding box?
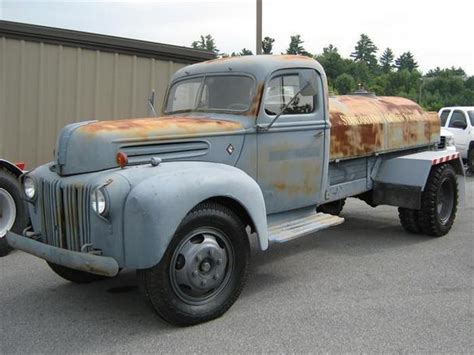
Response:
[438,136,446,149]
[40,180,91,251]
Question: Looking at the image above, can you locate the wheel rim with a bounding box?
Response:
[436,178,454,225]
[0,188,16,238]
[169,227,234,305]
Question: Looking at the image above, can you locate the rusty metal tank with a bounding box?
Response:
[329,95,440,160]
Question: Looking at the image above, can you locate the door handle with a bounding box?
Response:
[314,131,323,138]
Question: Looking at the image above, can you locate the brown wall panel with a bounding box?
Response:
[0,35,190,167]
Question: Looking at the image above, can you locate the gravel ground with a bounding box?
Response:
[1,176,473,353]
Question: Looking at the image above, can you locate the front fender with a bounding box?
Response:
[122,162,267,269]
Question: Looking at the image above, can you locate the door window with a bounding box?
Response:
[468,111,474,126]
[439,110,450,127]
[264,74,315,116]
[448,110,467,129]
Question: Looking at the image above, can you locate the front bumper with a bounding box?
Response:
[6,231,119,277]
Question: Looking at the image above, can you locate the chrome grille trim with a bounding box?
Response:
[40,179,91,251]
[438,136,446,150]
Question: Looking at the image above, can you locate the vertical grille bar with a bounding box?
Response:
[39,179,90,252]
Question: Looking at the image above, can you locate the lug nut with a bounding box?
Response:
[213,274,219,280]
[216,259,222,265]
[201,280,207,287]
[196,255,202,262]
[192,271,198,278]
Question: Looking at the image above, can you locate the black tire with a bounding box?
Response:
[468,147,474,173]
[47,262,108,284]
[418,164,458,237]
[398,208,422,234]
[0,168,30,257]
[0,237,10,257]
[138,202,250,326]
[317,199,346,216]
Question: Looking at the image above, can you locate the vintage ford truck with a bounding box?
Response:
[7,55,464,325]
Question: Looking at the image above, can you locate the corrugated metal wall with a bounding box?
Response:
[0,22,213,168]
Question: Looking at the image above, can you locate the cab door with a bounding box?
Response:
[256,69,328,214]
[447,110,469,156]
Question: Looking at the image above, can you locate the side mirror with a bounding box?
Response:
[299,70,318,97]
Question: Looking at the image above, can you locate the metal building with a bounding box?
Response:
[0,21,215,168]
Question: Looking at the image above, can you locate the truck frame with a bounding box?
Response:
[7,55,464,325]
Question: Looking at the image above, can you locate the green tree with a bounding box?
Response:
[345,60,371,88]
[262,36,275,54]
[335,73,356,94]
[380,48,395,73]
[191,34,219,54]
[395,52,418,72]
[314,44,347,83]
[351,34,379,70]
[286,35,312,57]
[230,48,254,57]
[239,48,253,56]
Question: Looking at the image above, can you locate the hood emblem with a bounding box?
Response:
[226,144,235,155]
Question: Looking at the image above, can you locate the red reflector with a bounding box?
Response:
[14,162,26,170]
[116,152,128,168]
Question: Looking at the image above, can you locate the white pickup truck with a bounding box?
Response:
[439,106,474,171]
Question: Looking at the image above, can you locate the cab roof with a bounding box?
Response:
[171,55,327,84]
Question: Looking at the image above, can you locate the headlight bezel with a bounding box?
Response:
[23,176,36,200]
[445,135,455,147]
[90,187,109,217]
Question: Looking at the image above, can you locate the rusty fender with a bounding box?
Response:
[121,161,268,270]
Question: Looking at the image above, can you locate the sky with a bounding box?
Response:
[1,0,473,75]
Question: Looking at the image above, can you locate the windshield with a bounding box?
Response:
[165,75,255,114]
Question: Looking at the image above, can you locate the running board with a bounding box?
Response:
[268,212,344,244]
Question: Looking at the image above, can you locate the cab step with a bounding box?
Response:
[268,211,344,244]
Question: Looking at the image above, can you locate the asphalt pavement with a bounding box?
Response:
[1,176,473,353]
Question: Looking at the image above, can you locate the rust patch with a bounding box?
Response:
[277,54,314,61]
[329,95,439,160]
[203,56,245,65]
[78,116,243,139]
[247,83,264,117]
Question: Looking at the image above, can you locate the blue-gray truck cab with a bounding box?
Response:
[7,55,464,325]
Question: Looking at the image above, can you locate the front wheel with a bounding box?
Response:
[418,164,458,237]
[468,147,474,173]
[47,262,108,283]
[0,169,30,257]
[138,202,250,326]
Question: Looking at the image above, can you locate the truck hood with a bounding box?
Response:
[53,116,245,176]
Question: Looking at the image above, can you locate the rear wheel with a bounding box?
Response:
[47,262,108,283]
[138,202,250,326]
[317,199,346,216]
[417,164,458,237]
[398,208,422,234]
[0,169,29,257]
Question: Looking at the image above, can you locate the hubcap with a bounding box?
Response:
[0,188,16,238]
[170,228,233,305]
[437,178,454,225]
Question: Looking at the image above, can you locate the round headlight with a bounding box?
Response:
[91,189,107,216]
[24,176,36,199]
